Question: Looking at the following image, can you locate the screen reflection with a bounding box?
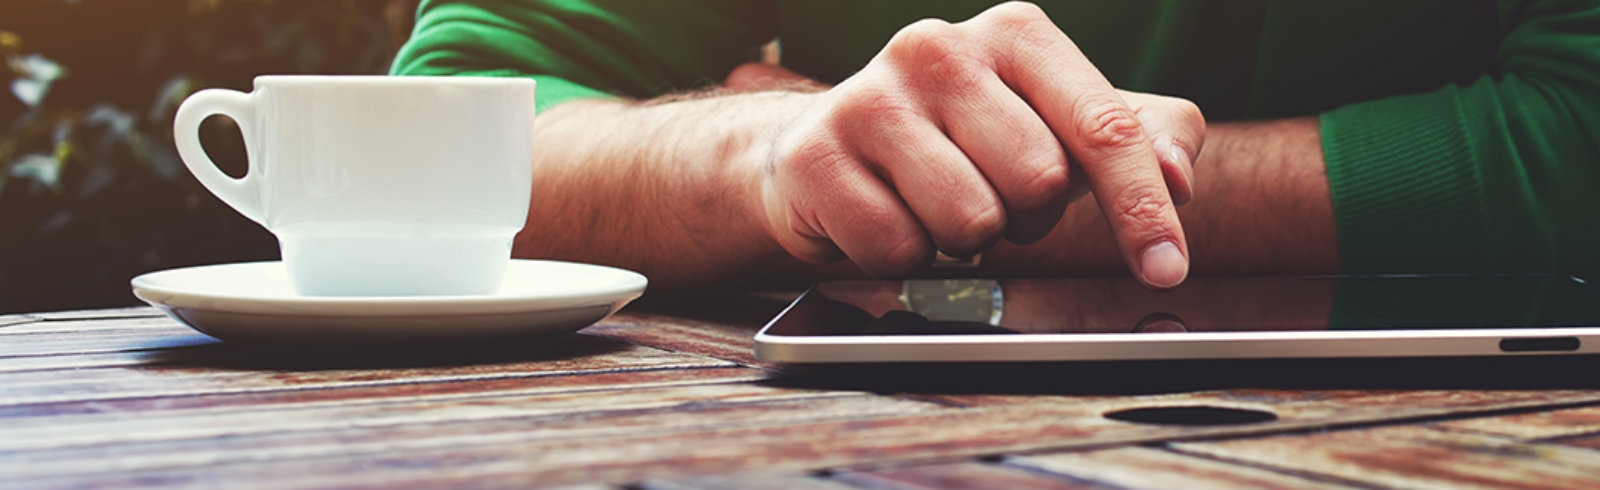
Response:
[770,275,1600,336]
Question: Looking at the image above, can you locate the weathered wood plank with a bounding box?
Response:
[1256,389,1600,421]
[1559,436,1600,451]
[1434,404,1600,440]
[1,377,893,477]
[578,292,797,368]
[232,389,1600,486]
[12,302,1600,490]
[0,315,212,362]
[0,367,773,451]
[832,462,1101,489]
[582,311,767,368]
[0,327,217,358]
[16,373,1600,488]
[0,338,733,408]
[28,306,166,321]
[38,387,1564,489]
[4,391,944,485]
[639,473,861,490]
[0,365,761,419]
[0,316,189,337]
[878,355,1600,407]
[1008,446,1359,490]
[930,389,1600,437]
[0,314,39,328]
[1171,425,1600,490]
[0,349,203,374]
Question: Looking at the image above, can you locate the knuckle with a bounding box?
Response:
[916,50,986,99]
[1176,98,1204,126]
[1180,99,1208,142]
[832,80,894,112]
[1077,96,1147,150]
[980,2,1057,48]
[949,205,1005,254]
[878,234,935,275]
[832,82,915,127]
[985,2,1050,27]
[1153,95,1205,136]
[886,19,962,64]
[832,81,908,118]
[1012,158,1070,210]
[1151,95,1206,141]
[888,20,990,94]
[1111,183,1174,231]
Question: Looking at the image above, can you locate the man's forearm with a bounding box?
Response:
[514,93,808,288]
[984,118,1339,275]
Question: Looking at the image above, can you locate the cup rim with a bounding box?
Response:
[253,75,536,87]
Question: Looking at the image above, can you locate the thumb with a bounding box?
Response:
[1118,90,1205,205]
[725,63,814,91]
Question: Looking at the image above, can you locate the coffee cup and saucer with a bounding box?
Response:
[131,76,646,343]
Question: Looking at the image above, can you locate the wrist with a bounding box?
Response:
[744,91,827,263]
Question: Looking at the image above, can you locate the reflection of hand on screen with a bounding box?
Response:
[998,277,1335,334]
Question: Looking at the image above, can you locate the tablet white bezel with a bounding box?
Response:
[753,287,1600,363]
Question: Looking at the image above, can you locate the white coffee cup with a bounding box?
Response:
[173,76,536,297]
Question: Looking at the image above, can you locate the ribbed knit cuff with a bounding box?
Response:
[1319,87,1490,273]
[525,75,615,113]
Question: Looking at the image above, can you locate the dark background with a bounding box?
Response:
[1,0,419,313]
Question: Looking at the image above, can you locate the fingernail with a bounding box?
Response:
[1140,241,1188,289]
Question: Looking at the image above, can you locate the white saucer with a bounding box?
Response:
[131,260,648,342]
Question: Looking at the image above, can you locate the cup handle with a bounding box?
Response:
[173,88,263,225]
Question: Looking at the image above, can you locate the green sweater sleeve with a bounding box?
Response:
[390,0,777,113]
[1320,0,1600,276]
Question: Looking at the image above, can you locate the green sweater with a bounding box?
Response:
[392,0,1600,276]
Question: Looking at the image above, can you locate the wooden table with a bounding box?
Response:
[6,291,1600,489]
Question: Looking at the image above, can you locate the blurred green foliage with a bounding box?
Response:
[1,0,418,313]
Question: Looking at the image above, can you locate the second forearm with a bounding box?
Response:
[513,93,810,288]
[984,118,1340,276]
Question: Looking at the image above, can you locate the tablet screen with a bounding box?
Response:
[764,275,1600,337]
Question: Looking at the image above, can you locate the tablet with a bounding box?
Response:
[753,275,1600,363]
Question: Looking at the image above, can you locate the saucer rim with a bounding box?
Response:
[131,260,648,317]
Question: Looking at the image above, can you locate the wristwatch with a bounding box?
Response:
[899,279,1004,326]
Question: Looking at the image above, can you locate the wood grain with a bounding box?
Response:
[583,311,767,368]
[578,291,795,368]
[0,316,190,336]
[0,367,770,452]
[3,380,919,479]
[1434,404,1600,440]
[832,462,1100,489]
[1560,436,1600,451]
[1008,446,1358,489]
[0,315,38,328]
[0,326,217,358]
[0,365,760,419]
[1171,425,1600,490]
[28,306,166,321]
[5,392,947,486]
[13,369,1600,486]
[48,389,1597,488]
[0,337,732,408]
[933,389,1600,436]
[0,349,205,374]
[9,302,1600,489]
[642,473,861,490]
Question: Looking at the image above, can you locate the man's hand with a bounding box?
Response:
[754,2,1205,288]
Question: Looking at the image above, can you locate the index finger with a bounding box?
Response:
[970,3,1188,288]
